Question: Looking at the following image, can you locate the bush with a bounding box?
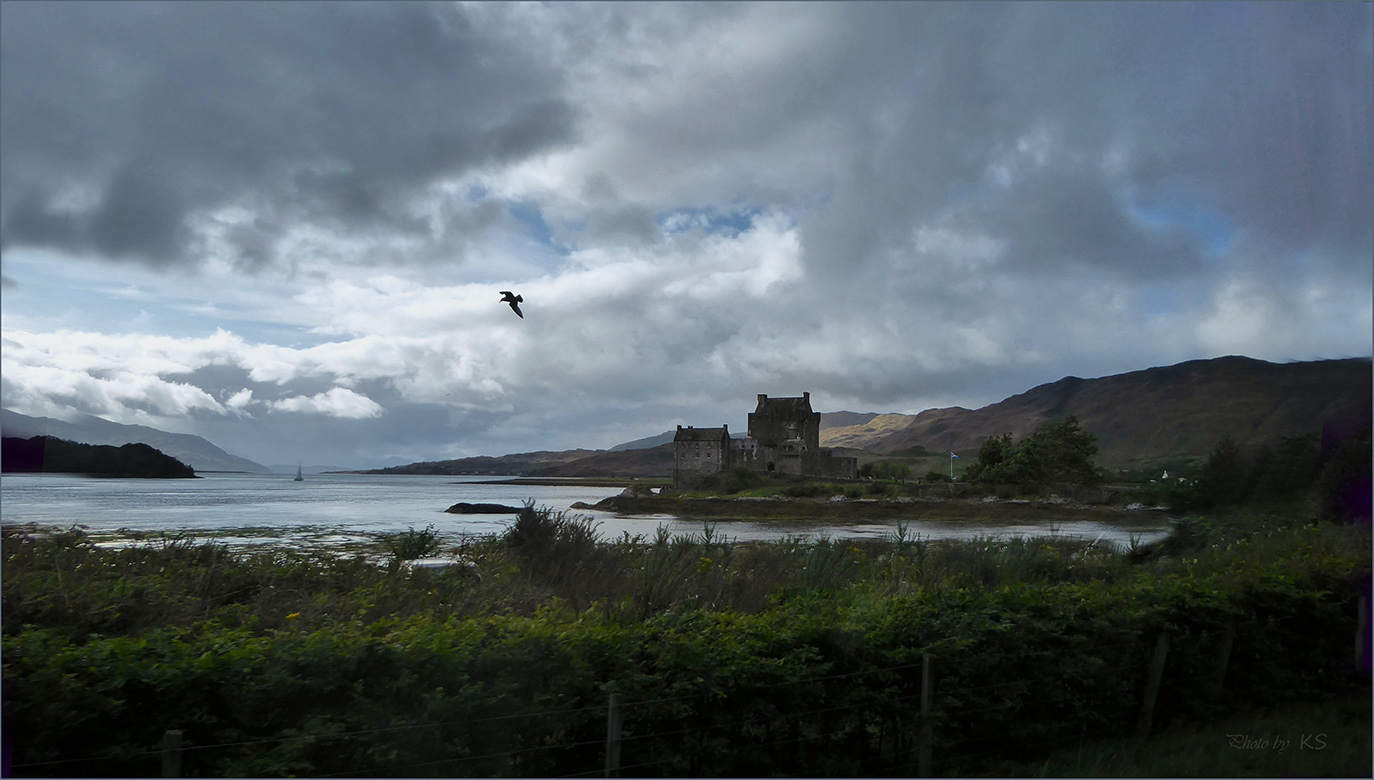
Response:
[3,511,1367,778]
[503,502,600,567]
[384,524,441,562]
[967,417,1100,487]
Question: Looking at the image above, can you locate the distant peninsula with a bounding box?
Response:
[1,436,197,478]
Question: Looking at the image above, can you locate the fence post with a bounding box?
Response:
[160,730,183,778]
[1212,619,1237,695]
[1356,595,1368,672]
[1135,633,1169,741]
[604,692,623,778]
[1116,629,1141,679]
[917,654,933,778]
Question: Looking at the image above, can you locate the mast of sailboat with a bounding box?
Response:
[295,463,304,481]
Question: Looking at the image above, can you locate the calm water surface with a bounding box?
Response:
[0,472,1171,550]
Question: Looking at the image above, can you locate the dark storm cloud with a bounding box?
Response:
[2,2,1369,468]
[0,1,577,269]
[795,2,1371,286]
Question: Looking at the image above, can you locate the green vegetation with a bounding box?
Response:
[1141,429,1371,522]
[994,694,1370,778]
[3,496,1368,777]
[964,416,1101,487]
[1,436,196,478]
[383,524,442,564]
[856,459,912,482]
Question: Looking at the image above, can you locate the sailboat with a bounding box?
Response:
[294,463,304,482]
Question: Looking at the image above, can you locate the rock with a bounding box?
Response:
[445,502,522,514]
[402,556,481,579]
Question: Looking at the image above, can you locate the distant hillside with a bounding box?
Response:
[819,411,882,430]
[865,356,1372,469]
[0,409,270,473]
[366,449,601,476]
[372,355,1371,478]
[2,435,197,478]
[611,414,876,454]
[531,444,675,477]
[608,431,677,451]
[820,413,923,450]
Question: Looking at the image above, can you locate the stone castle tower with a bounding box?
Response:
[673,392,856,488]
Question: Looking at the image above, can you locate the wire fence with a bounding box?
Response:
[8,604,1367,779]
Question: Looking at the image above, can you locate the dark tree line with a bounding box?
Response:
[1183,428,1371,521]
[1,436,196,478]
[963,415,1101,488]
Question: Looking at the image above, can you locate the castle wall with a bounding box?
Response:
[674,393,858,485]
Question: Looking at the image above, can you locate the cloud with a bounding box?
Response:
[268,388,383,420]
[1,3,1369,467]
[1,2,577,271]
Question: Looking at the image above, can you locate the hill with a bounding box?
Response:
[530,444,675,477]
[607,431,677,451]
[367,449,601,476]
[0,409,270,473]
[2,435,197,478]
[856,356,1372,469]
[819,413,925,451]
[368,355,1372,478]
[611,414,878,454]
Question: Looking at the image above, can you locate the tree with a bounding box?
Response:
[966,417,1100,487]
[964,433,1012,482]
[1192,435,1249,510]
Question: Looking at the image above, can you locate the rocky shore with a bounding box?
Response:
[572,493,1169,523]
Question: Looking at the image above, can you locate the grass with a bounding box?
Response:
[4,505,1361,636]
[994,694,1372,777]
[2,504,1368,778]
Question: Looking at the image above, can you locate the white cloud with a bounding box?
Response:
[2,3,1369,467]
[268,388,383,419]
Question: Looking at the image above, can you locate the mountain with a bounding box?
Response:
[530,444,675,477]
[846,356,1372,469]
[820,413,923,450]
[819,411,883,430]
[0,409,271,473]
[3,435,197,478]
[268,464,361,475]
[610,414,877,454]
[366,449,602,476]
[608,431,678,451]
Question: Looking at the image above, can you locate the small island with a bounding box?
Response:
[444,501,523,514]
[1,435,197,478]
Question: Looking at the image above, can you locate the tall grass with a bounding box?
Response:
[3,507,1367,778]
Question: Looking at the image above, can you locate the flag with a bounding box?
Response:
[950,452,959,459]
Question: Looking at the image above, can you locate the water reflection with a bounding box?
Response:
[2,472,1171,552]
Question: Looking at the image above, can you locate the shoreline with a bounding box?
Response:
[574,493,1173,523]
[471,476,671,488]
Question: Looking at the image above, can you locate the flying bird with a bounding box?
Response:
[499,291,524,319]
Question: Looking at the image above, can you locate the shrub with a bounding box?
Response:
[384,524,441,562]
[967,418,1100,487]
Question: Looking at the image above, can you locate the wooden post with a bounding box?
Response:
[1116,629,1140,679]
[1212,619,1237,695]
[1135,633,1169,741]
[1356,595,1368,672]
[917,655,933,778]
[160,730,183,778]
[604,692,622,778]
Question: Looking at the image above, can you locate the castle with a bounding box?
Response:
[673,392,858,488]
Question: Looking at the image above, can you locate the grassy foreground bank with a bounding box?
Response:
[2,508,1369,777]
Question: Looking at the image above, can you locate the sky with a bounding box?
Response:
[2,2,1371,470]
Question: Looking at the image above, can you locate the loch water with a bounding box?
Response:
[0,471,1172,550]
